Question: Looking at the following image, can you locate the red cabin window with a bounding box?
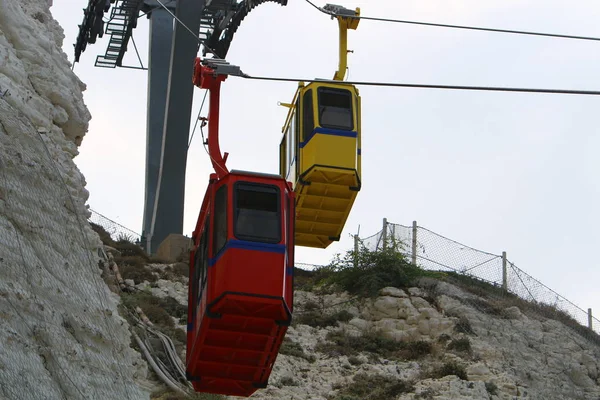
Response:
[213,185,228,256]
[234,183,281,243]
[193,219,209,304]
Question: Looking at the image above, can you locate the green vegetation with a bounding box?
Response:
[121,291,187,326]
[347,355,363,366]
[453,316,475,335]
[119,257,158,284]
[485,381,499,396]
[432,361,468,380]
[295,241,442,297]
[443,271,600,346]
[151,388,225,400]
[326,243,428,297]
[278,376,299,387]
[328,373,413,400]
[91,223,178,285]
[279,337,316,363]
[316,329,433,361]
[120,290,187,354]
[447,338,472,354]
[158,262,190,282]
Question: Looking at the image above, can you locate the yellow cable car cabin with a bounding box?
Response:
[279,81,361,248]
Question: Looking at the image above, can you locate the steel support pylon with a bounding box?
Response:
[141,2,175,252]
[143,0,205,254]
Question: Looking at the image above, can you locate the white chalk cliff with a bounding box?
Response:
[0,1,149,399]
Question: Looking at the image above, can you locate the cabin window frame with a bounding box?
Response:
[279,136,287,177]
[195,218,210,304]
[213,185,228,257]
[302,89,314,142]
[233,182,281,244]
[288,111,296,170]
[317,87,354,131]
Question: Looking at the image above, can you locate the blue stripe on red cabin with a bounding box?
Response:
[209,240,286,266]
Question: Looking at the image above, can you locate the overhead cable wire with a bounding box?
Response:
[154,0,222,58]
[188,89,209,148]
[130,34,145,70]
[138,0,175,19]
[158,0,600,97]
[305,0,600,43]
[238,73,600,96]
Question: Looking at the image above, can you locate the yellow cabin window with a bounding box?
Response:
[302,89,314,141]
[317,87,353,131]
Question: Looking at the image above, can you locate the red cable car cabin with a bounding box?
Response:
[186,169,295,397]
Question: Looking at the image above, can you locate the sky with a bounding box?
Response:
[49,1,600,324]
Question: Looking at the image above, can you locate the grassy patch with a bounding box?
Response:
[397,340,433,360]
[279,337,316,363]
[293,267,319,290]
[316,329,433,361]
[437,333,451,344]
[325,244,426,297]
[172,262,189,277]
[121,291,187,327]
[454,316,475,335]
[158,262,190,282]
[485,381,498,396]
[303,241,447,298]
[442,272,506,299]
[328,373,413,400]
[444,271,600,346]
[464,298,505,317]
[121,291,187,354]
[151,388,225,400]
[432,361,468,380]
[91,223,118,247]
[347,355,363,366]
[447,338,472,354]
[118,260,157,284]
[115,239,148,258]
[278,376,299,387]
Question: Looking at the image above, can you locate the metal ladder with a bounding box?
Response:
[95,0,144,68]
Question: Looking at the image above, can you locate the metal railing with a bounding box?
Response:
[358,219,600,336]
[87,210,600,337]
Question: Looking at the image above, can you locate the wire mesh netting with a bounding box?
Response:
[0,128,146,399]
[360,221,600,337]
[89,209,142,245]
[85,208,600,340]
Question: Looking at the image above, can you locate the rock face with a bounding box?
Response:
[0,1,149,399]
[143,274,600,400]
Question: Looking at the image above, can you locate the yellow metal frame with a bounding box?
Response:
[333,7,360,81]
[276,6,362,248]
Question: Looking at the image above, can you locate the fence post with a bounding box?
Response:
[588,308,593,330]
[382,218,388,250]
[353,234,359,268]
[502,251,508,291]
[411,221,417,265]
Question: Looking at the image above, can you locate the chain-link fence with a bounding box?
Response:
[86,209,600,339]
[359,220,600,337]
[89,209,142,245]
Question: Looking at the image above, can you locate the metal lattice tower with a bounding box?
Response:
[73,0,288,254]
